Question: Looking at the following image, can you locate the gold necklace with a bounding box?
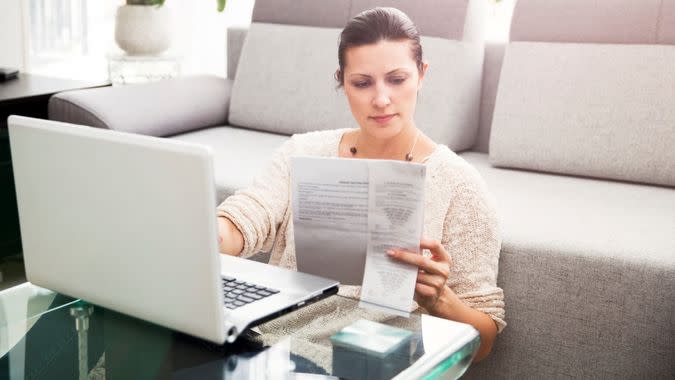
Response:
[350,130,421,162]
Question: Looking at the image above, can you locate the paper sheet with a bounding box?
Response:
[291,156,425,316]
[359,160,425,316]
[292,157,369,285]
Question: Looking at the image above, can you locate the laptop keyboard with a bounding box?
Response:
[222,276,279,310]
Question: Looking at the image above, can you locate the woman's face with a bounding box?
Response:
[342,39,426,140]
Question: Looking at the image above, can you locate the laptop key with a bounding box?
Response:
[222,276,278,304]
[225,303,237,309]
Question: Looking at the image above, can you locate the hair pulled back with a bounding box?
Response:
[335,7,424,87]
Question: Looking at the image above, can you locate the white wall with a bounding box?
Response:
[165,0,254,76]
[486,0,515,42]
[0,0,27,70]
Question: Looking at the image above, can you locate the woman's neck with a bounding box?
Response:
[355,125,419,160]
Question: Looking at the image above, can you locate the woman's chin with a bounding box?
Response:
[363,122,404,139]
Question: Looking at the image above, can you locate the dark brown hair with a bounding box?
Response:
[335,7,424,87]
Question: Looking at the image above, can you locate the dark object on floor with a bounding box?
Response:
[0,68,19,82]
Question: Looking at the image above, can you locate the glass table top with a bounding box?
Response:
[0,282,479,379]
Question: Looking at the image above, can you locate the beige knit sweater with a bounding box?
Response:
[217,129,506,332]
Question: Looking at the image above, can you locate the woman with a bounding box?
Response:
[217,7,504,362]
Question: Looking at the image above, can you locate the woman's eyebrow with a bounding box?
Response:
[348,68,409,79]
[385,68,408,75]
[348,73,371,79]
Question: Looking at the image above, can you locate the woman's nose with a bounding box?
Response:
[372,83,391,108]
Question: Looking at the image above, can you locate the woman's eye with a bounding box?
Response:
[353,81,370,88]
[389,77,406,85]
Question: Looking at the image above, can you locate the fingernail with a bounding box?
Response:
[386,249,395,256]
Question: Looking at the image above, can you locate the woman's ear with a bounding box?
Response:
[418,61,430,88]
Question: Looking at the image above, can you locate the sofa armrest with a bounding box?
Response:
[48,75,232,137]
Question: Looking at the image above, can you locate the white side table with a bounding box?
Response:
[107,54,180,86]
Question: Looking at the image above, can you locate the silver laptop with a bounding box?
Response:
[8,115,338,344]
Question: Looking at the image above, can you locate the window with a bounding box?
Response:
[27,0,118,80]
[29,0,89,57]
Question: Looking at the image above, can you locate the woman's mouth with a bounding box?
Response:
[370,114,397,124]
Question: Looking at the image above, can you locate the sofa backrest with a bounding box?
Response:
[474,42,505,153]
[483,0,675,187]
[476,0,675,154]
[226,0,486,152]
[509,0,675,44]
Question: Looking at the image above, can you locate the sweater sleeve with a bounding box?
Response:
[441,168,506,333]
[216,137,295,258]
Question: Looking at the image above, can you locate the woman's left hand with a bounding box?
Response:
[387,238,452,311]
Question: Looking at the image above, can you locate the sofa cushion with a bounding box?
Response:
[49,76,231,137]
[227,26,248,79]
[169,126,289,202]
[228,23,356,136]
[252,0,351,29]
[661,0,675,44]
[489,42,675,187]
[229,22,484,151]
[349,0,485,41]
[460,151,675,379]
[463,152,675,264]
[474,42,505,153]
[252,0,484,40]
[510,0,673,45]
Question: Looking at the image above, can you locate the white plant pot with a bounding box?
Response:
[115,5,171,55]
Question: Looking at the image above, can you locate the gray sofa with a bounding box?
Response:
[48,0,674,378]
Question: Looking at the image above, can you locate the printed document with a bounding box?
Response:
[291,156,426,316]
